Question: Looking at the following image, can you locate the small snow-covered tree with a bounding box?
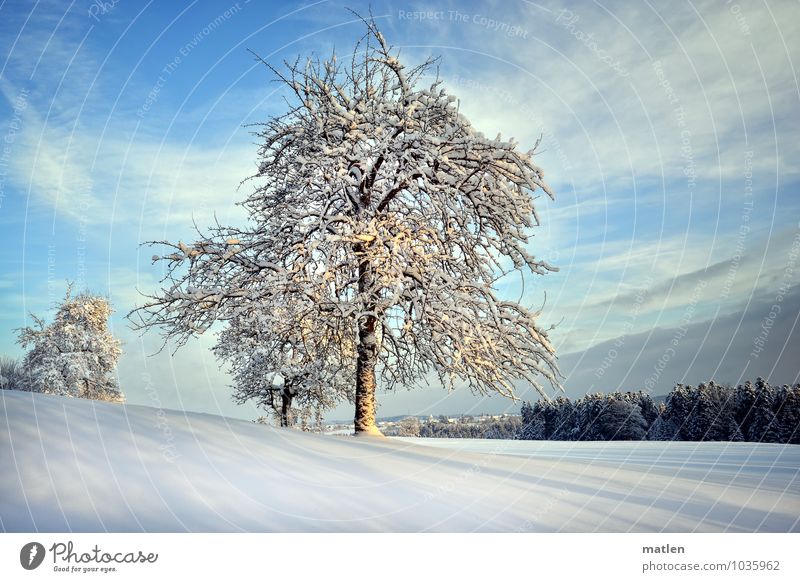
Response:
[598,395,647,441]
[734,379,757,438]
[663,383,693,440]
[630,391,659,427]
[17,288,123,402]
[550,396,576,440]
[686,381,735,441]
[726,416,744,442]
[648,411,679,441]
[131,18,560,434]
[397,416,421,437]
[0,356,23,391]
[518,401,546,440]
[774,384,800,444]
[747,378,780,442]
[573,393,607,441]
[213,302,355,427]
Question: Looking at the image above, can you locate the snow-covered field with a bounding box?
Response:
[1,390,798,532]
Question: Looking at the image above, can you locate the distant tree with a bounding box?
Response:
[627,391,657,427]
[664,384,694,440]
[648,410,679,441]
[726,416,744,442]
[598,396,648,441]
[130,17,560,435]
[687,381,737,441]
[747,378,780,442]
[573,393,607,441]
[518,401,547,440]
[773,384,800,444]
[419,414,520,439]
[398,416,421,437]
[685,383,706,441]
[16,288,123,402]
[0,356,23,391]
[550,396,576,440]
[734,380,758,438]
[485,416,522,439]
[519,401,534,426]
[535,399,559,440]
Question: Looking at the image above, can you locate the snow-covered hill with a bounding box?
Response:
[1,390,798,532]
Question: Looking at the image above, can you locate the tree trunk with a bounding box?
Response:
[355,313,380,435]
[280,388,293,428]
[354,247,382,436]
[281,386,297,426]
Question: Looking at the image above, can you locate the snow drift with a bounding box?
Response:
[1,390,798,532]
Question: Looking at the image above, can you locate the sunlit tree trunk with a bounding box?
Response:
[354,252,381,435]
[355,314,378,434]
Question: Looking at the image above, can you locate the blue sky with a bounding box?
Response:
[1,0,798,421]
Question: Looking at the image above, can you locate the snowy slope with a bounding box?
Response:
[1,390,798,532]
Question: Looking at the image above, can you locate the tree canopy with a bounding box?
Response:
[17,287,123,402]
[131,18,560,433]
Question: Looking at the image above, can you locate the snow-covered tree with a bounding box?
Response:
[687,381,736,441]
[726,416,744,442]
[773,384,800,444]
[131,18,560,434]
[16,288,123,402]
[550,396,576,440]
[573,393,608,441]
[213,302,355,427]
[598,395,648,441]
[518,401,547,440]
[397,416,421,437]
[747,378,780,442]
[663,383,693,440]
[648,411,679,441]
[0,356,23,391]
[630,391,659,427]
[734,379,757,438]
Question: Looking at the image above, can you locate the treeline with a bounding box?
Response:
[419,416,522,439]
[519,379,800,443]
[385,415,522,438]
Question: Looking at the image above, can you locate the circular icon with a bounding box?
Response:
[20,542,46,570]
